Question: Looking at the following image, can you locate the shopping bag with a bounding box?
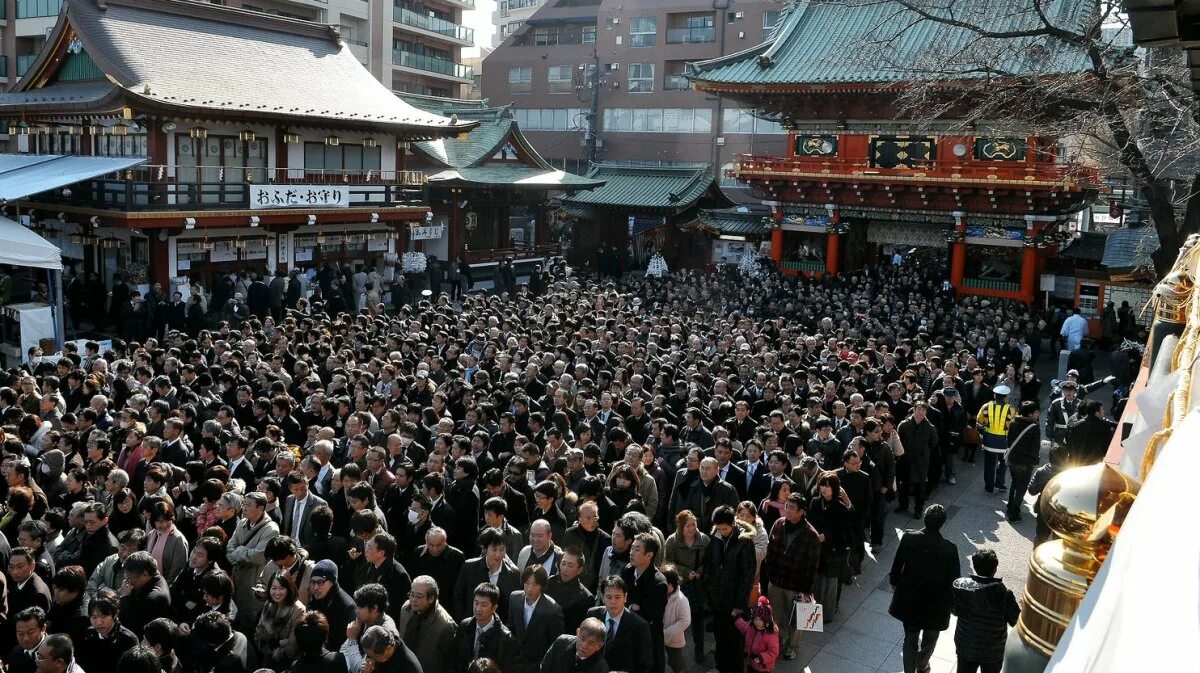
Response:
[794,597,824,632]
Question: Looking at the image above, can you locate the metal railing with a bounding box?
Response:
[466,243,558,263]
[394,6,475,44]
[666,26,714,43]
[16,54,37,76]
[16,0,60,18]
[733,154,1102,187]
[392,49,473,80]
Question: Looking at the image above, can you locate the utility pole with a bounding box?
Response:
[584,51,601,166]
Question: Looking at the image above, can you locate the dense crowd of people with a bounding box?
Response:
[0,258,1129,673]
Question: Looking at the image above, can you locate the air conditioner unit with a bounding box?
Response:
[615,35,622,44]
[609,62,620,69]
[735,11,743,18]
[611,17,620,24]
[738,31,745,38]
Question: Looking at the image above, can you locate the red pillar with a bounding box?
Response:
[825,208,840,276]
[950,215,966,293]
[770,207,784,266]
[1021,236,1038,304]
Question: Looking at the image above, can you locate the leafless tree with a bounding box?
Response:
[817,0,1200,276]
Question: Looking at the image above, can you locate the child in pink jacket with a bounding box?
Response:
[736,596,781,672]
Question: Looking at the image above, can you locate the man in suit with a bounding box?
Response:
[739,441,773,505]
[281,471,328,547]
[620,534,668,673]
[8,605,47,673]
[508,565,565,673]
[889,505,961,673]
[361,532,413,622]
[226,436,257,489]
[452,528,522,622]
[159,419,191,467]
[712,440,748,500]
[451,582,518,673]
[540,617,610,673]
[586,576,652,673]
[6,548,52,655]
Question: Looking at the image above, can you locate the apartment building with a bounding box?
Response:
[480,0,787,178]
[493,0,538,46]
[3,0,476,98]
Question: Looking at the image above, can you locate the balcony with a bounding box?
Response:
[466,243,558,264]
[664,74,690,91]
[16,54,37,76]
[394,6,474,45]
[666,26,714,43]
[392,49,473,82]
[431,0,474,9]
[16,0,60,18]
[25,165,429,212]
[732,154,1102,189]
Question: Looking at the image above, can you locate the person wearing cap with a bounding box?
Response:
[975,387,1014,494]
[1045,381,1080,444]
[308,559,356,650]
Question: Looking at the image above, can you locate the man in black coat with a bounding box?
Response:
[5,548,52,657]
[361,624,426,673]
[452,528,522,622]
[193,611,251,673]
[619,533,668,673]
[451,582,518,673]
[889,504,961,673]
[545,548,594,633]
[307,560,357,651]
[950,549,1020,673]
[407,527,466,611]
[586,576,652,673]
[79,503,119,577]
[361,533,413,622]
[507,566,565,673]
[540,618,610,673]
[117,551,173,637]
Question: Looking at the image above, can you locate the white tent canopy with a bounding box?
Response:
[0,215,61,270]
[0,154,146,202]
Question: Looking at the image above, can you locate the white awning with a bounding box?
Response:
[0,153,146,202]
[0,213,61,268]
[0,215,61,270]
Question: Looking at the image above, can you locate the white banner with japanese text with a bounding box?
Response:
[250,185,349,209]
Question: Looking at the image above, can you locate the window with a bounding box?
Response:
[583,26,597,43]
[763,10,780,38]
[547,65,573,93]
[667,12,715,43]
[664,61,689,90]
[628,63,654,93]
[721,108,787,134]
[630,17,657,47]
[302,142,382,172]
[509,66,532,93]
[604,108,712,133]
[513,108,586,131]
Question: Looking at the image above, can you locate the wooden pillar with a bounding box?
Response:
[950,212,967,292]
[825,207,840,276]
[770,207,784,265]
[1021,222,1038,303]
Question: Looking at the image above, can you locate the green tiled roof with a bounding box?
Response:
[687,0,1096,87]
[698,209,770,236]
[563,164,718,211]
[427,166,605,189]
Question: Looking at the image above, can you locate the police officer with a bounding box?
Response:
[975,386,1014,494]
[1045,381,1080,444]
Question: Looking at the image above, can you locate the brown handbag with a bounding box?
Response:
[963,426,981,445]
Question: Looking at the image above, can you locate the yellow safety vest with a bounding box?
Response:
[980,401,1012,436]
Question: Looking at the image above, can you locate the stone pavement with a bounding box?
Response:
[686,454,1040,673]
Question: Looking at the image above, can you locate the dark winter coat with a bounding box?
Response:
[951,575,1020,664]
[888,528,960,630]
[701,520,757,611]
[1005,417,1041,468]
[897,417,939,482]
[760,516,821,594]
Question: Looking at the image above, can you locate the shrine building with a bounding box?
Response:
[0,0,474,293]
[686,0,1103,302]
